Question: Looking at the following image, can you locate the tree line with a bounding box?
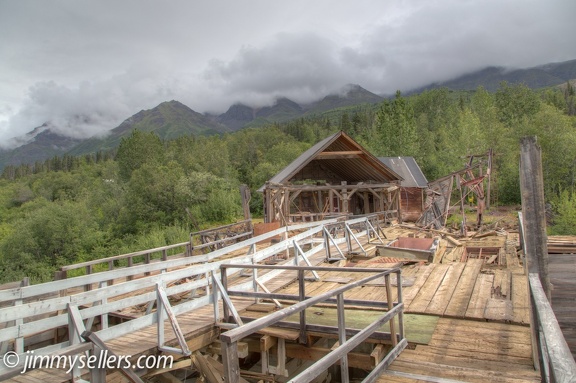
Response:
[0,82,575,283]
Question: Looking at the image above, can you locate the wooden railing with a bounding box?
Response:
[518,213,576,383]
[217,264,407,383]
[0,216,382,381]
[56,241,192,282]
[190,219,253,255]
[56,220,254,283]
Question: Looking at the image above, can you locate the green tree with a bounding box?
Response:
[495,82,540,127]
[0,200,106,282]
[116,130,165,181]
[373,90,419,157]
[550,190,576,235]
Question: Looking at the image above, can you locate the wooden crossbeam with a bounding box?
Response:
[316,150,363,159]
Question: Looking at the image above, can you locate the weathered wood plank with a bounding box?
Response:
[402,264,436,309]
[465,272,495,319]
[511,272,530,325]
[483,299,513,321]
[444,260,483,318]
[426,262,465,316]
[408,264,449,313]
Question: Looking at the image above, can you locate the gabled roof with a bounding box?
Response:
[378,157,428,188]
[259,131,402,192]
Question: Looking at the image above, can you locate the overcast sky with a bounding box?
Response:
[1,0,575,148]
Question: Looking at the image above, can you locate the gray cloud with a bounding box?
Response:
[1,0,575,147]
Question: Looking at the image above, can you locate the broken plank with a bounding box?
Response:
[445,235,463,247]
[483,299,513,322]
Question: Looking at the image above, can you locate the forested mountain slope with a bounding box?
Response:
[1,82,575,283]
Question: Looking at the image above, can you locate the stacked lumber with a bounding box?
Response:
[547,235,576,254]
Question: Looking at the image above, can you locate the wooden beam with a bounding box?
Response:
[519,136,550,299]
[316,151,363,159]
[192,352,223,383]
[81,331,144,383]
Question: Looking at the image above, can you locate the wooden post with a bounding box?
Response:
[486,148,492,210]
[239,184,252,222]
[341,181,348,215]
[519,136,551,300]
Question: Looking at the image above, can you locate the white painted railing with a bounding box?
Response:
[0,216,382,381]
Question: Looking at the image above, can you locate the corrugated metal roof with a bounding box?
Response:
[258,131,403,192]
[378,157,428,188]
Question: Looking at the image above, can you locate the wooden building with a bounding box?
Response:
[259,131,403,224]
[379,157,428,222]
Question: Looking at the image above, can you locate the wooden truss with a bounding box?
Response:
[263,181,401,225]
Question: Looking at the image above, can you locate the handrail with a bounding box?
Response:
[190,219,251,237]
[528,274,576,382]
[519,213,576,383]
[58,241,191,274]
[218,263,406,383]
[0,215,384,380]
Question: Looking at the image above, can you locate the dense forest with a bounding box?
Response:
[1,82,575,283]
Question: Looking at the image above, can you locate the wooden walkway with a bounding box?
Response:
[274,259,530,325]
[549,253,576,360]
[1,221,542,382]
[378,318,540,383]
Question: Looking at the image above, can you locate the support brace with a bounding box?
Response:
[156,283,191,356]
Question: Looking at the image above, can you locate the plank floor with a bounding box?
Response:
[378,318,540,383]
[274,259,530,324]
[549,253,576,360]
[4,226,541,382]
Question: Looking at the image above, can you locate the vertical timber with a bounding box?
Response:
[519,136,551,300]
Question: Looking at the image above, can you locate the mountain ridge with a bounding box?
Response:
[2,58,576,170]
[411,59,576,93]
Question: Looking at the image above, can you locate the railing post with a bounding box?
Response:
[337,293,349,382]
[396,270,405,341]
[298,269,306,344]
[84,265,93,291]
[519,136,550,299]
[144,253,151,276]
[222,340,240,383]
[385,273,397,347]
[127,256,134,281]
[222,268,230,323]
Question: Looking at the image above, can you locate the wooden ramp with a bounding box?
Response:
[378,318,540,383]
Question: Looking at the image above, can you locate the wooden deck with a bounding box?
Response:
[1,221,544,382]
[549,253,576,360]
[378,318,540,383]
[274,259,529,325]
